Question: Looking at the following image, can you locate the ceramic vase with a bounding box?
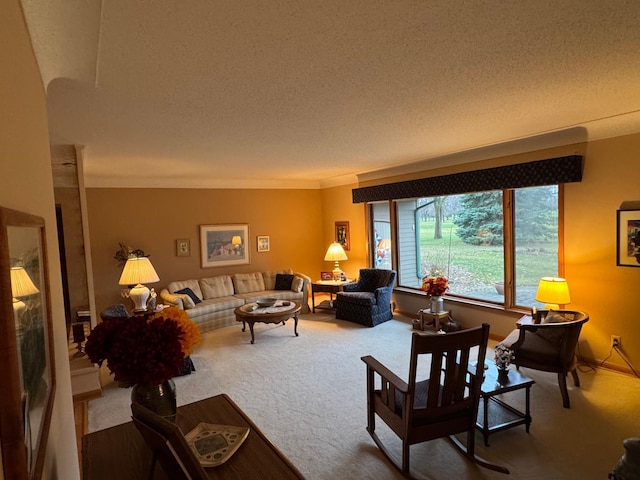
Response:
[131,379,177,422]
[430,296,444,313]
[496,364,509,383]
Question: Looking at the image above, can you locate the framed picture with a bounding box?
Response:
[256,235,270,252]
[0,206,55,480]
[617,208,640,267]
[176,239,190,257]
[320,271,333,281]
[200,224,249,268]
[335,221,350,251]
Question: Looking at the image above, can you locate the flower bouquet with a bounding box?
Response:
[421,276,450,297]
[494,343,512,371]
[85,307,200,387]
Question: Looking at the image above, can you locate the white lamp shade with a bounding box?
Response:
[119,257,159,312]
[535,277,571,308]
[10,266,39,298]
[118,256,159,286]
[231,235,242,246]
[324,242,348,262]
[324,242,348,281]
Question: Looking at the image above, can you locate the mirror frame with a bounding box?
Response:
[0,206,55,480]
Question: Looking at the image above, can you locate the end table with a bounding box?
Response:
[311,280,353,313]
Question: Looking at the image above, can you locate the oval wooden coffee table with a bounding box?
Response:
[234,301,301,344]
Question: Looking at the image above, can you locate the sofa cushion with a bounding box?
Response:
[185,296,244,318]
[232,272,265,294]
[176,293,196,309]
[168,279,203,300]
[542,310,568,324]
[336,291,376,306]
[262,269,294,290]
[539,309,569,344]
[200,275,234,299]
[274,273,294,290]
[175,287,202,305]
[292,276,304,292]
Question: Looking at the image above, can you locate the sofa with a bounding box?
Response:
[159,269,310,333]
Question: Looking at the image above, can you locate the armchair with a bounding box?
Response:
[498,310,589,408]
[334,268,396,327]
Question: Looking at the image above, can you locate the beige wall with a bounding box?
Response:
[564,133,640,371]
[86,188,328,314]
[320,184,368,280]
[1,1,79,479]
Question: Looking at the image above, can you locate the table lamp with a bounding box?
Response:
[324,242,348,281]
[10,266,39,314]
[119,256,160,312]
[535,277,570,310]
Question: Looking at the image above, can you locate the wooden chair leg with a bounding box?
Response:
[558,372,571,408]
[570,368,580,387]
[402,441,410,475]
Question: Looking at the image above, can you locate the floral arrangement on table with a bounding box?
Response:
[421,275,450,297]
[85,307,200,386]
[494,343,512,370]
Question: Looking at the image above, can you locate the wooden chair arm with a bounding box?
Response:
[361,355,409,393]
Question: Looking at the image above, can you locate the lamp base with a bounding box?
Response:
[129,284,150,312]
[332,262,343,281]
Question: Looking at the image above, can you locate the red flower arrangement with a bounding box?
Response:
[421,275,449,297]
[85,307,200,386]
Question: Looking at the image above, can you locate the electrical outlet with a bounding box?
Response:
[611,335,621,348]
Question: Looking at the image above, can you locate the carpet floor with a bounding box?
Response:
[88,312,640,480]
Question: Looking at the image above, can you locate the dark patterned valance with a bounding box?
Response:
[352,155,583,203]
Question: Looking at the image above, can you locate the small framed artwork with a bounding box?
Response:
[617,208,640,267]
[320,271,333,281]
[257,235,270,252]
[200,224,249,268]
[335,221,350,251]
[176,239,191,257]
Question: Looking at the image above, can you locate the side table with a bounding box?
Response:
[311,280,353,313]
[475,363,535,446]
[418,309,450,331]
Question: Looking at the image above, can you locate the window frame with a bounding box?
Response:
[368,184,564,311]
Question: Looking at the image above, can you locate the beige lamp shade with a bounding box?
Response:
[231,235,242,246]
[10,266,39,298]
[119,256,160,311]
[535,277,571,310]
[324,242,348,280]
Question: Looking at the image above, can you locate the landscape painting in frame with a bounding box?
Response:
[617,209,640,267]
[200,224,249,268]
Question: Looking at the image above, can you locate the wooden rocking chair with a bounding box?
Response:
[361,324,509,477]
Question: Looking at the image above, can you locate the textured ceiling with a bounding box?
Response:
[21,1,640,188]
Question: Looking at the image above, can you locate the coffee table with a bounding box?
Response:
[475,362,535,446]
[234,301,301,344]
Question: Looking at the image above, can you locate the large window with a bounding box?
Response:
[514,185,559,306]
[370,202,392,269]
[383,185,560,308]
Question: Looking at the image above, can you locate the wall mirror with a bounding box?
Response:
[0,206,55,480]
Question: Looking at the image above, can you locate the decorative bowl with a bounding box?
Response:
[256,297,277,308]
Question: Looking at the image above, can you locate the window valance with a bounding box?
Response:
[352,155,583,203]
